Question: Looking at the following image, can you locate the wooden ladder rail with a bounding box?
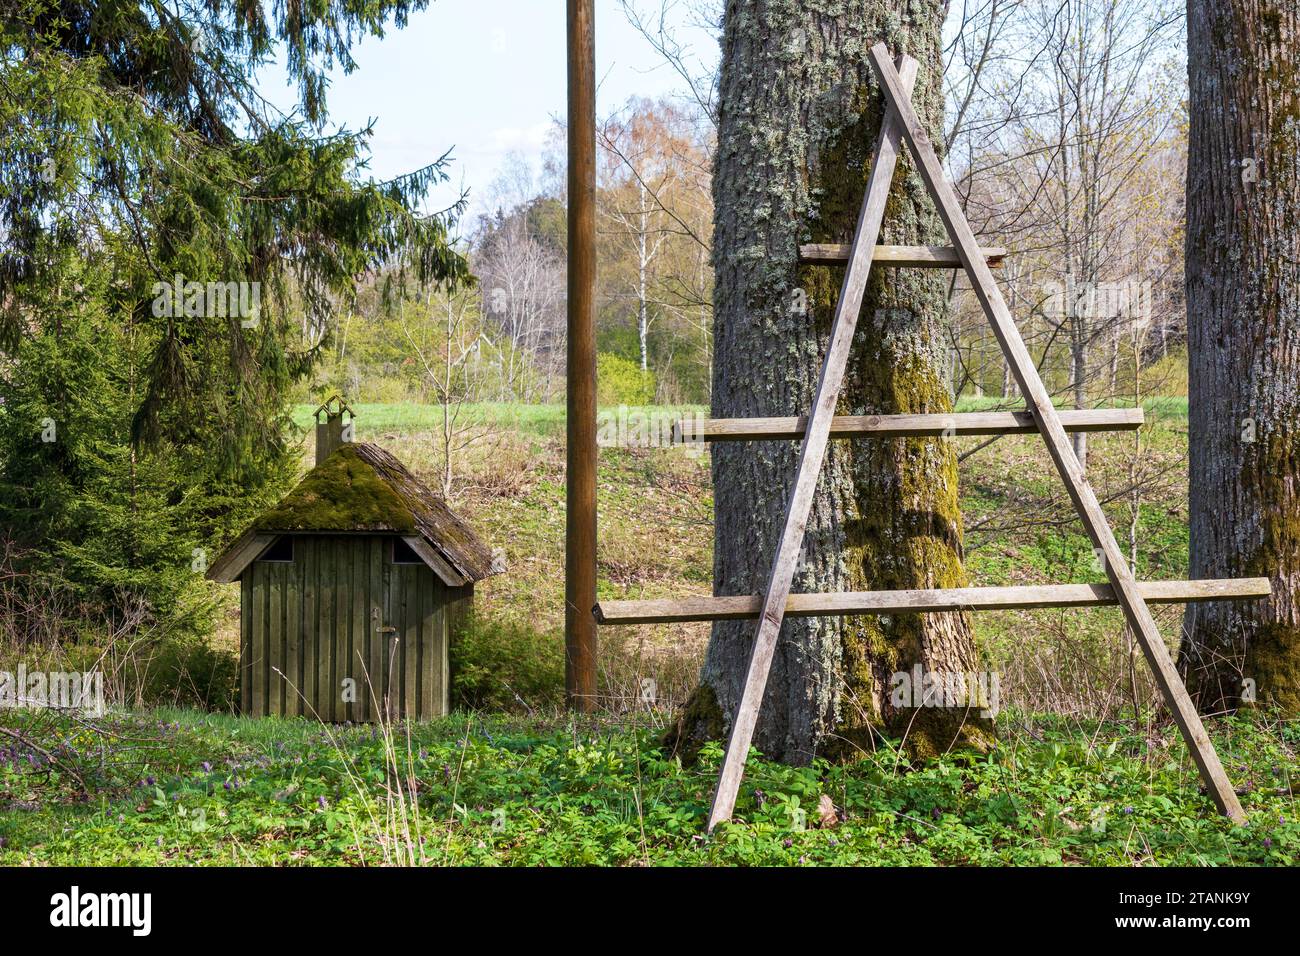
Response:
[863,44,1244,823]
[704,55,921,833]
[675,407,1145,442]
[798,244,1005,267]
[595,578,1272,625]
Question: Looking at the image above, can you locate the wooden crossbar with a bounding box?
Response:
[594,578,1271,625]
[799,243,1005,268]
[674,408,1143,443]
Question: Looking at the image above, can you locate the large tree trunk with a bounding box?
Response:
[1181,0,1300,714]
[669,0,992,764]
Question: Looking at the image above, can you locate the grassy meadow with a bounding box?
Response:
[3,396,1297,866]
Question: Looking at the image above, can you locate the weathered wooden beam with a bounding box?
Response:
[799,242,1006,268]
[674,408,1144,443]
[594,578,1272,625]
[868,44,1246,824]
[206,530,278,584]
[401,535,467,588]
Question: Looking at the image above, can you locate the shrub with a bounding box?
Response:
[597,353,656,406]
[449,614,564,712]
[141,637,240,712]
[1140,348,1188,397]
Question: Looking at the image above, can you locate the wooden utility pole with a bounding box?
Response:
[565,0,598,711]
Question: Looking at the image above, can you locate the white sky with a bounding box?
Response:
[255,0,719,224]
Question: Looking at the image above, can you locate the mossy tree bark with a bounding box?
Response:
[1181,0,1300,715]
[669,0,992,764]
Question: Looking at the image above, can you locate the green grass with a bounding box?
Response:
[293,398,1181,438]
[0,707,1294,865]
[7,391,1270,867]
[291,402,569,440]
[290,402,707,442]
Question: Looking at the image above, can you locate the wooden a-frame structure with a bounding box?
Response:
[594,45,1269,830]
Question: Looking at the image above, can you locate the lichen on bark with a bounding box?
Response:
[668,0,993,766]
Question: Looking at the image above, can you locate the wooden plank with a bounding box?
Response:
[327,541,343,723]
[286,550,301,717]
[799,242,1005,268]
[387,554,397,717]
[369,536,384,722]
[403,565,418,719]
[418,572,436,719]
[335,538,349,722]
[566,0,599,714]
[401,534,467,587]
[351,538,368,722]
[310,538,327,717]
[867,43,1246,824]
[239,576,252,715]
[269,562,284,715]
[382,546,396,721]
[281,561,292,715]
[707,56,920,834]
[317,538,332,717]
[301,537,317,719]
[250,563,266,718]
[595,578,1272,625]
[436,582,450,716]
[676,408,1144,443]
[379,546,390,717]
[206,530,277,583]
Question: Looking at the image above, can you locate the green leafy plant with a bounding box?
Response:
[449,614,565,712]
[597,353,656,406]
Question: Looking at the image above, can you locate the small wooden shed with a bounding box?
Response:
[207,400,504,721]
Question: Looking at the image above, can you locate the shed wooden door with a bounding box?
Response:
[241,535,450,720]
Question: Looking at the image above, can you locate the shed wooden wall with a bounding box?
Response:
[240,535,469,720]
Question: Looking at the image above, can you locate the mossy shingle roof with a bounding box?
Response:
[248,442,498,583]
